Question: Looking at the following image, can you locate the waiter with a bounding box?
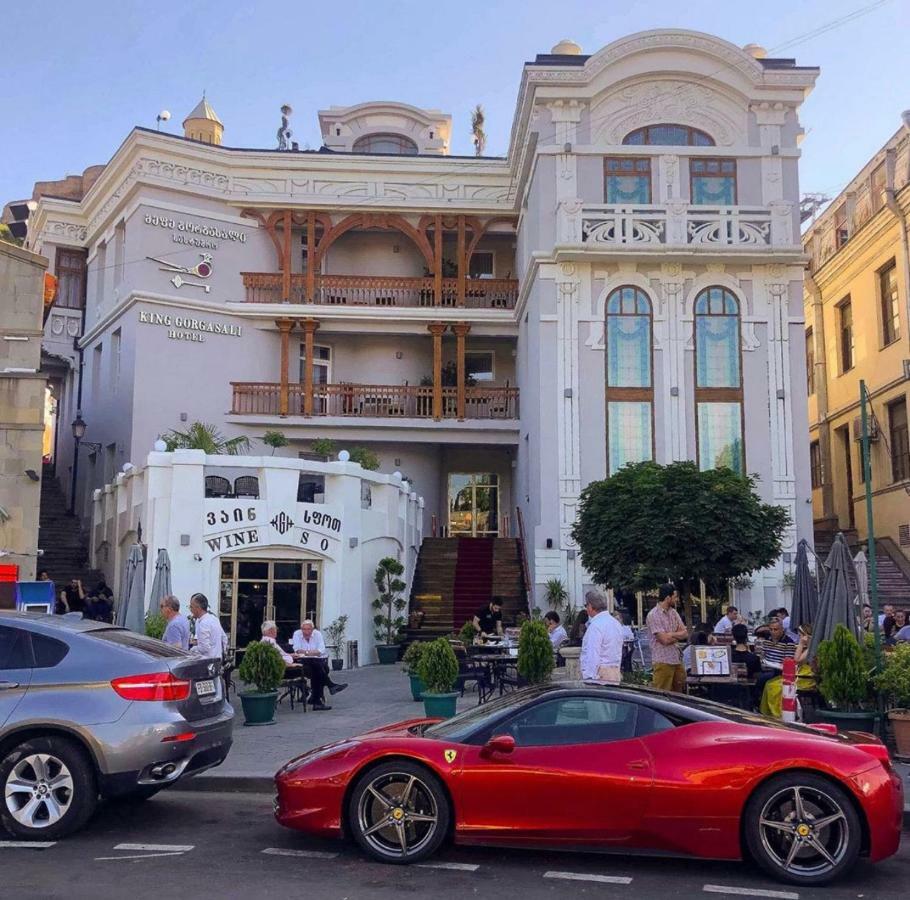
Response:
[580,591,623,684]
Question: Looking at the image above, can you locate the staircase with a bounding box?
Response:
[814,528,910,607]
[408,537,528,639]
[37,464,104,590]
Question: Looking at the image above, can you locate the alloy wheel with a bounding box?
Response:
[356,771,439,858]
[757,784,850,878]
[4,753,75,829]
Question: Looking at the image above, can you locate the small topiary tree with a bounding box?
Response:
[401,640,428,676]
[417,638,459,695]
[262,430,289,455]
[372,557,407,646]
[145,611,166,640]
[458,620,477,645]
[817,624,871,710]
[874,643,910,710]
[324,615,349,660]
[517,619,554,684]
[238,640,286,694]
[310,438,337,459]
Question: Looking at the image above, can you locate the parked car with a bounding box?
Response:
[275,682,903,887]
[0,611,233,839]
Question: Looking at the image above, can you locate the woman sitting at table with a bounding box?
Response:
[730,624,761,678]
[759,625,815,718]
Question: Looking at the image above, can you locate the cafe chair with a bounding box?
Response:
[233,476,260,498]
[204,475,232,498]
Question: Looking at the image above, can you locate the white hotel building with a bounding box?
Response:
[19,30,819,654]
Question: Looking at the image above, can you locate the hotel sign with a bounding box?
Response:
[138,310,243,343]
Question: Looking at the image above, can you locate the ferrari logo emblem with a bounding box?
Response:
[444,749,457,764]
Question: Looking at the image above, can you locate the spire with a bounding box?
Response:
[182,95,223,145]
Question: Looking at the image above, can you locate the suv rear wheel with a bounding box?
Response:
[0,737,97,840]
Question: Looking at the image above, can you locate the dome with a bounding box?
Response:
[551,39,582,55]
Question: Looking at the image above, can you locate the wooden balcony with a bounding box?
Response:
[230,382,519,420]
[241,273,518,310]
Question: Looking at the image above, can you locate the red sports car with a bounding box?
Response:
[274,683,903,886]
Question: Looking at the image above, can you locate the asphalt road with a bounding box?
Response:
[1,792,908,900]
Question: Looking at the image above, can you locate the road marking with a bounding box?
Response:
[95,852,185,861]
[114,843,194,853]
[415,861,480,872]
[703,886,799,900]
[543,871,633,885]
[261,847,339,860]
[0,841,56,849]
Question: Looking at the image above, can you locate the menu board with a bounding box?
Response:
[693,645,732,677]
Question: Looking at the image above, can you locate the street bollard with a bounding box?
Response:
[781,657,797,723]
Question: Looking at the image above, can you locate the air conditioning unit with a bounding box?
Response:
[852,416,880,442]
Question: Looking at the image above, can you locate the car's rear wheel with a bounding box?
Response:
[347,761,449,864]
[0,737,97,840]
[744,772,861,886]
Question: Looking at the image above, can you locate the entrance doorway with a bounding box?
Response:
[448,473,499,536]
[218,559,321,648]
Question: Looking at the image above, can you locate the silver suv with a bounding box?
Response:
[0,611,234,839]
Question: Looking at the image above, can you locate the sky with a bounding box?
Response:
[1,0,908,207]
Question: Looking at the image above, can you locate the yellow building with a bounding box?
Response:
[804,116,910,587]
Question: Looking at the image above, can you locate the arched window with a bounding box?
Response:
[693,286,744,475]
[605,286,654,474]
[352,133,418,155]
[622,124,714,146]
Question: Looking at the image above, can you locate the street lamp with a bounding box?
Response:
[69,412,101,517]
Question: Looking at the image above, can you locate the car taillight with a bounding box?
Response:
[111,672,191,702]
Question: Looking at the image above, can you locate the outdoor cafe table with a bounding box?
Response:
[686,675,755,710]
[474,654,519,696]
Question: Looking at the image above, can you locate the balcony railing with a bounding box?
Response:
[230,382,519,420]
[572,203,794,249]
[241,273,518,309]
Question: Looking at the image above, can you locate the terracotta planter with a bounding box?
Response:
[888,709,910,757]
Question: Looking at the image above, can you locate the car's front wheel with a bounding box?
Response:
[744,772,861,886]
[0,737,97,840]
[347,761,449,863]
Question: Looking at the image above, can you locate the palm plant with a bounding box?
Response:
[161,421,250,455]
[471,104,486,156]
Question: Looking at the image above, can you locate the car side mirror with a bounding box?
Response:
[483,734,515,756]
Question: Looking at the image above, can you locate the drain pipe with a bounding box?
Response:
[885,112,910,358]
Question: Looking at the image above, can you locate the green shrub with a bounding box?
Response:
[417,638,459,694]
[517,619,553,684]
[401,641,428,676]
[544,578,568,610]
[144,612,166,640]
[324,615,348,659]
[372,557,407,645]
[817,625,871,710]
[310,438,337,458]
[262,430,289,454]
[349,446,380,471]
[237,640,286,694]
[874,644,910,709]
[458,620,477,645]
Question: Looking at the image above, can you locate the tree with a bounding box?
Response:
[0,224,24,247]
[261,430,289,455]
[372,556,407,646]
[161,421,250,455]
[572,461,789,601]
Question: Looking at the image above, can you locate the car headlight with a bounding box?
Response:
[280,740,360,775]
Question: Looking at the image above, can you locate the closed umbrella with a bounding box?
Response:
[789,539,819,631]
[148,548,173,612]
[808,533,862,661]
[853,550,869,607]
[116,544,146,633]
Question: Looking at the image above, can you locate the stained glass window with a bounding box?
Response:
[695,288,740,388]
[622,124,714,146]
[697,403,744,475]
[604,158,651,204]
[691,159,737,205]
[608,402,653,473]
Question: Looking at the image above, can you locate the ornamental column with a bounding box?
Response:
[433,214,443,307]
[277,318,296,416]
[281,210,292,302]
[456,215,466,308]
[305,210,316,302]
[428,321,446,420]
[452,321,471,420]
[301,318,320,417]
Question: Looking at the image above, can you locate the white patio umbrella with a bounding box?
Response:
[853,549,869,607]
[117,544,146,633]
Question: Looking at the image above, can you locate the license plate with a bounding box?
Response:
[196,679,216,697]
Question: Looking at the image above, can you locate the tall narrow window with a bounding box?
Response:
[91,344,103,402]
[889,397,909,483]
[113,221,126,286]
[604,158,651,203]
[94,242,107,307]
[879,260,900,346]
[694,286,744,475]
[690,159,737,205]
[810,441,823,489]
[838,297,854,373]
[54,248,87,310]
[834,204,849,249]
[870,162,887,215]
[605,286,653,474]
[111,329,122,392]
[805,327,815,395]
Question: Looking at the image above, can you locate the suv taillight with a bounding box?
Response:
[111,672,191,701]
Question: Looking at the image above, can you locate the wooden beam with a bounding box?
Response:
[433,214,443,307]
[281,210,292,302]
[456,215,466,308]
[306,210,316,302]
[276,318,296,416]
[301,318,320,416]
[453,321,471,420]
[429,321,446,420]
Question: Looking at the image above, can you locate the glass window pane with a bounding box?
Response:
[649,125,688,145]
[606,175,650,204]
[698,403,744,474]
[696,315,740,388]
[608,402,653,474]
[692,175,736,205]
[608,315,651,387]
[237,561,269,581]
[273,582,303,645]
[273,562,303,581]
[465,352,494,382]
[623,129,645,145]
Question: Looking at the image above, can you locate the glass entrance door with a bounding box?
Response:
[219,559,321,648]
[448,474,499,536]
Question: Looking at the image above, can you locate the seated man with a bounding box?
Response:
[754,617,795,699]
[260,620,293,664]
[473,597,504,638]
[291,619,347,710]
[712,605,738,636]
[544,611,568,651]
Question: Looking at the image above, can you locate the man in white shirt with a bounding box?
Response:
[260,621,293,664]
[580,591,623,684]
[290,619,347,709]
[544,611,568,651]
[189,593,227,660]
[713,605,738,636]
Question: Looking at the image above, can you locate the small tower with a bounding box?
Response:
[182,95,223,145]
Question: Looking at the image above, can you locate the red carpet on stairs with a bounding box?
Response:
[452,538,495,628]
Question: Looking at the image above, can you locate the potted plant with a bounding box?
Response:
[262,430,289,455]
[815,625,878,733]
[325,615,349,671]
[144,611,166,640]
[237,640,286,726]
[544,577,568,611]
[373,556,407,664]
[417,638,459,718]
[457,620,477,646]
[402,641,428,701]
[309,438,337,461]
[517,620,553,685]
[874,643,910,756]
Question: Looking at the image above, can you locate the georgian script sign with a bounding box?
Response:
[201,500,343,559]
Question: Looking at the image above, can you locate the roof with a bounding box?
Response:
[183,97,222,126]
